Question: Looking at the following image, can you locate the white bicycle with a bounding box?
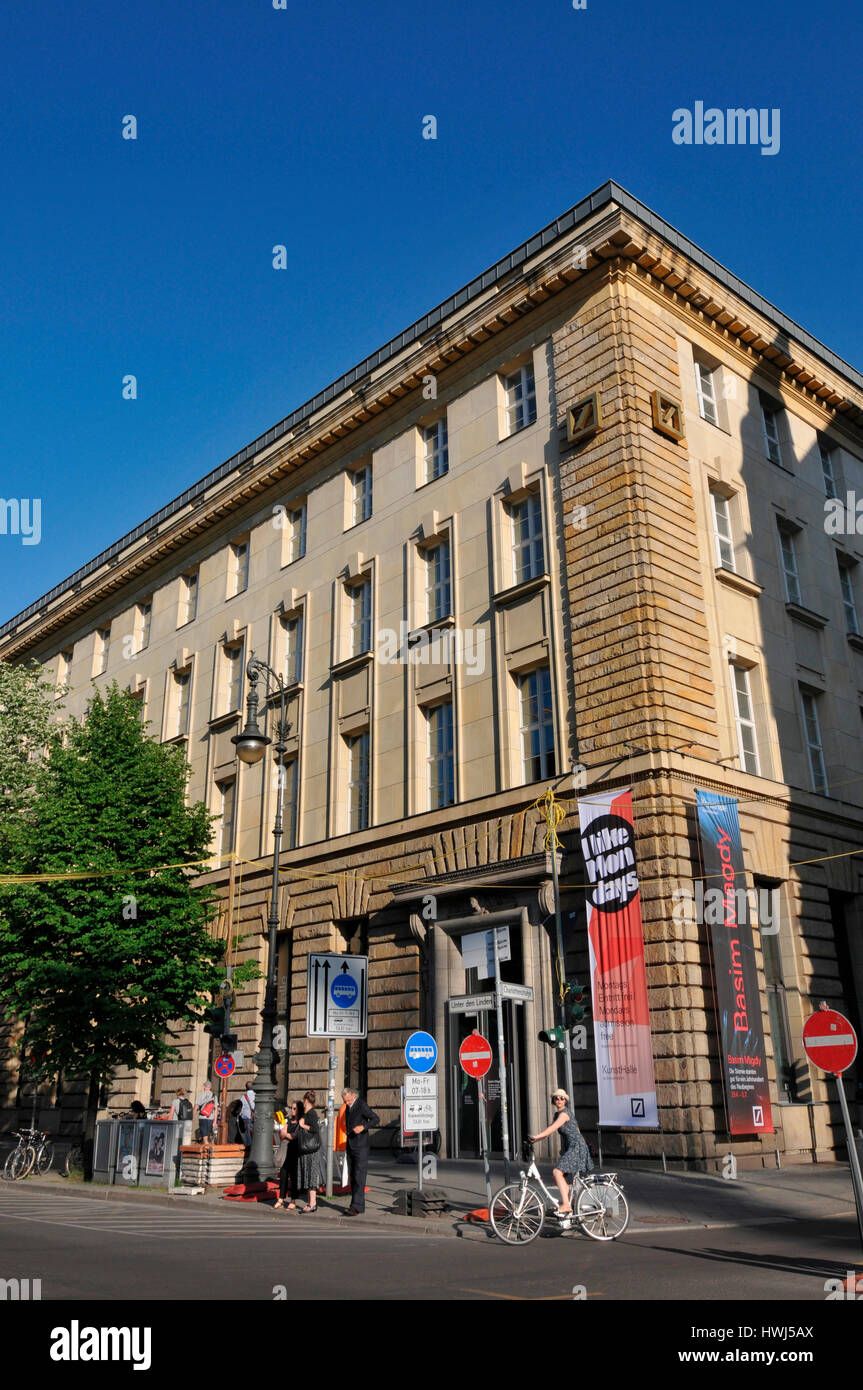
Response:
[490,1141,629,1245]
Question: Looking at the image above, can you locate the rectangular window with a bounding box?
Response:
[287,504,307,563]
[350,581,372,657]
[224,644,245,712]
[351,465,373,526]
[839,562,860,635]
[759,896,795,1101]
[800,690,828,794]
[284,613,304,686]
[57,648,74,688]
[778,526,801,605]
[347,731,370,832]
[282,757,299,850]
[180,571,198,626]
[504,364,537,435]
[138,601,152,652]
[95,627,111,675]
[230,540,249,596]
[425,540,451,623]
[820,444,838,500]
[711,491,735,571]
[762,402,782,465]
[518,666,555,782]
[730,665,759,775]
[173,669,191,737]
[217,780,236,861]
[695,361,719,426]
[427,702,455,810]
[423,419,449,482]
[511,493,545,585]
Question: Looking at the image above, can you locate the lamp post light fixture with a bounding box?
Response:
[231,654,291,1183]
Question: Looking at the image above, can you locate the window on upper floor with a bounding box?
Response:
[510,492,545,585]
[286,503,307,563]
[838,560,860,636]
[427,702,455,810]
[350,464,373,526]
[819,443,838,500]
[95,627,111,675]
[229,540,249,597]
[347,731,370,832]
[349,579,372,657]
[171,668,191,738]
[223,642,245,714]
[179,571,198,627]
[761,398,783,466]
[283,612,304,686]
[730,664,760,775]
[777,524,801,606]
[423,418,449,483]
[800,689,828,794]
[138,600,152,652]
[425,539,452,624]
[503,363,537,435]
[57,648,74,690]
[695,359,719,426]
[518,665,555,783]
[216,779,237,861]
[710,490,735,571]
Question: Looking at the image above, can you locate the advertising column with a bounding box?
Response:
[695,790,773,1136]
[578,788,658,1128]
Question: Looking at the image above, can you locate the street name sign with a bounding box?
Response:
[448,993,496,1014]
[306,953,368,1038]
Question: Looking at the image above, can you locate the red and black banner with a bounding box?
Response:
[696,790,773,1135]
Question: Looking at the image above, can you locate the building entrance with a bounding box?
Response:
[447,997,527,1159]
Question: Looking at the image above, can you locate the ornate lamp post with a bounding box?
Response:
[231,654,291,1183]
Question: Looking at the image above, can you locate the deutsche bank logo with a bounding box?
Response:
[331,977,358,1008]
[752,1105,764,1126]
[630,1097,645,1118]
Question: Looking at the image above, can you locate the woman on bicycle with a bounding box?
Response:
[530,1088,593,1214]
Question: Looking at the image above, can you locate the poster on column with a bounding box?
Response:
[695,791,773,1136]
[578,789,658,1128]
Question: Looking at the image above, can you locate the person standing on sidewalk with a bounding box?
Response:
[239,1086,256,1149]
[342,1086,379,1216]
[296,1091,324,1213]
[196,1080,217,1147]
[274,1099,303,1211]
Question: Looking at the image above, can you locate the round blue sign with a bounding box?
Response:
[405,1031,437,1074]
[331,975,359,1009]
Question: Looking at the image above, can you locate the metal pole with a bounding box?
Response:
[478,1081,492,1210]
[325,1037,337,1197]
[550,839,575,1108]
[493,928,511,1185]
[834,1073,863,1253]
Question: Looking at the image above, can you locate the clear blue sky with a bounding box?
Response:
[2,0,861,620]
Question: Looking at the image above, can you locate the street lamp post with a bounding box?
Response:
[231,654,291,1184]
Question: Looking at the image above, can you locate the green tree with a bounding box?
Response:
[0,682,224,1146]
[0,659,65,863]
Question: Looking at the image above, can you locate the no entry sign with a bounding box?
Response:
[459,1032,493,1078]
[802,1009,858,1076]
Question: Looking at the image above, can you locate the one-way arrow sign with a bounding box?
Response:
[306,953,368,1038]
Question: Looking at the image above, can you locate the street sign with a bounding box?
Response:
[448,993,496,1014]
[500,982,534,1003]
[802,1009,858,1076]
[462,926,511,979]
[214,1054,235,1078]
[459,1032,493,1078]
[405,1031,437,1073]
[306,953,368,1038]
[402,1092,438,1132]
[404,1073,437,1099]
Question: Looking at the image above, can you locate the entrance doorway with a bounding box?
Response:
[447,998,527,1159]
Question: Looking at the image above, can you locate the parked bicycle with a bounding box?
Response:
[390,1125,442,1161]
[490,1141,629,1244]
[60,1140,86,1178]
[3,1127,54,1181]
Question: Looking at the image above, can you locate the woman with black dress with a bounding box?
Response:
[296,1089,325,1213]
[274,1100,303,1211]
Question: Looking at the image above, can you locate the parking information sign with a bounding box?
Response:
[214,1054,235,1078]
[306,953,368,1038]
[403,1073,437,1132]
[405,1031,437,1073]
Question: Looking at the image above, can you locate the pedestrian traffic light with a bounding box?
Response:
[204,1005,227,1038]
[538,1025,567,1050]
[565,980,592,1026]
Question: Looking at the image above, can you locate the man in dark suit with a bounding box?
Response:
[342,1087,379,1215]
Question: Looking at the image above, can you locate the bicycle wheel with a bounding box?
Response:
[61,1145,85,1178]
[35,1142,54,1176]
[576,1177,629,1240]
[6,1145,36,1181]
[489,1183,546,1245]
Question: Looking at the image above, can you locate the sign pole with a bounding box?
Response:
[478,1080,492,1210]
[325,1036,337,1198]
[834,1073,863,1252]
[492,928,511,1185]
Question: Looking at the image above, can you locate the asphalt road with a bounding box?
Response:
[0,1185,860,1303]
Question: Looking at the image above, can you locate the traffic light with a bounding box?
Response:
[220,1033,238,1052]
[565,980,592,1026]
[539,1025,567,1050]
[203,1005,227,1039]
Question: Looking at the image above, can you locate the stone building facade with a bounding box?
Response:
[2,181,862,1168]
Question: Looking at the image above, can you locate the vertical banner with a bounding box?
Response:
[578,789,658,1128]
[695,790,774,1136]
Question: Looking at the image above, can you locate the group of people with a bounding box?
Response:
[273,1087,379,1215]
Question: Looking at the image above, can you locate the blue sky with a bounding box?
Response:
[2,0,861,620]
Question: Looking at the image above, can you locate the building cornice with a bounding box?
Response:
[4,180,863,659]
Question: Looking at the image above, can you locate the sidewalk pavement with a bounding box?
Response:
[32,1155,861,1240]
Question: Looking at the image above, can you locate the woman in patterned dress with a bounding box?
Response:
[530,1088,593,1214]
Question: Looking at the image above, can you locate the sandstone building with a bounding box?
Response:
[2,181,862,1167]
